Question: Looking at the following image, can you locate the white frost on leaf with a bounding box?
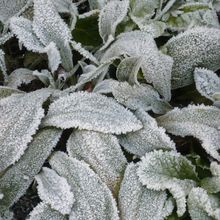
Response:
[67,130,127,193]
[42,91,142,134]
[188,187,220,220]
[112,82,172,114]
[0,49,7,81]
[194,68,220,102]
[119,163,174,220]
[157,104,220,162]
[119,110,175,157]
[102,31,173,100]
[6,68,36,88]
[28,202,67,220]
[49,152,120,220]
[164,27,220,89]
[99,0,129,43]
[137,150,198,217]
[36,167,74,215]
[0,128,62,216]
[0,89,52,172]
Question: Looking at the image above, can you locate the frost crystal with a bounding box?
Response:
[0,89,52,172]
[157,104,220,162]
[119,163,174,220]
[36,167,74,215]
[164,27,220,89]
[119,110,175,157]
[50,152,120,220]
[67,130,127,193]
[43,91,142,134]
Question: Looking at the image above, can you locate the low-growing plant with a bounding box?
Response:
[1,0,220,219]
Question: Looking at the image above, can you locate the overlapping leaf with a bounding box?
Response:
[119,110,175,157]
[0,86,23,99]
[0,89,52,172]
[0,128,62,217]
[119,163,174,220]
[137,150,198,216]
[164,27,220,88]
[67,130,127,193]
[49,152,120,220]
[157,105,220,161]
[43,91,142,134]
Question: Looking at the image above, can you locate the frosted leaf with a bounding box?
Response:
[33,0,71,46]
[6,68,36,88]
[28,202,67,220]
[53,0,78,30]
[112,82,172,114]
[201,162,220,194]
[0,89,52,172]
[188,187,220,220]
[0,128,62,216]
[0,0,31,23]
[49,152,120,220]
[137,150,198,216]
[0,86,24,99]
[157,105,220,162]
[71,41,99,65]
[0,32,13,45]
[0,49,7,81]
[140,21,166,38]
[41,42,61,73]
[99,0,129,43]
[119,163,174,220]
[119,110,175,157]
[10,16,44,52]
[102,31,173,100]
[93,79,119,94]
[88,0,108,10]
[67,130,127,193]
[164,27,220,89]
[43,92,142,134]
[116,56,142,85]
[36,167,74,215]
[194,68,220,102]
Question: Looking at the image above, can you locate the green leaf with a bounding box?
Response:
[0,128,62,217]
[49,152,120,220]
[137,150,198,217]
[163,27,220,89]
[36,167,74,215]
[157,104,220,162]
[0,89,52,172]
[0,86,23,99]
[67,130,127,194]
[188,187,220,220]
[28,202,67,220]
[119,163,174,220]
[194,68,220,102]
[43,91,142,134]
[119,110,175,157]
[99,0,129,43]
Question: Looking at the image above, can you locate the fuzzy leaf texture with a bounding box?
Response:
[36,167,74,215]
[119,163,174,220]
[28,202,67,220]
[0,89,52,172]
[137,150,198,217]
[6,68,36,89]
[119,110,175,157]
[49,152,119,220]
[67,130,127,194]
[157,105,220,162]
[0,49,7,81]
[42,92,142,134]
[112,82,172,114]
[194,68,220,102]
[99,0,129,43]
[164,27,220,89]
[102,31,173,100]
[188,187,220,220]
[0,128,62,218]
